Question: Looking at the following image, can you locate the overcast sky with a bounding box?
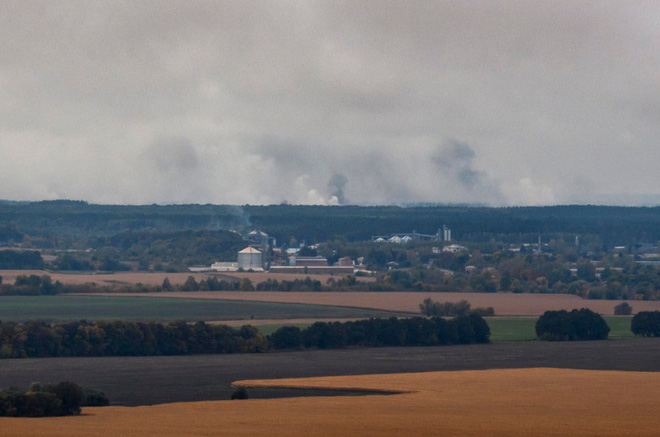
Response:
[1,1,659,206]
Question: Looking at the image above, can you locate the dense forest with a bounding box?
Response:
[0,201,658,248]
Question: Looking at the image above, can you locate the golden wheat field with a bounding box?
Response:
[1,368,658,436]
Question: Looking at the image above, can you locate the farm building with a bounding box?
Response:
[289,256,328,267]
[269,265,355,275]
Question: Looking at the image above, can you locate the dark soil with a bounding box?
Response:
[0,338,658,406]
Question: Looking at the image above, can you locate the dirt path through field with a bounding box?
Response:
[2,368,658,436]
[208,317,365,326]
[89,290,660,316]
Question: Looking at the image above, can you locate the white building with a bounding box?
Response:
[211,262,239,272]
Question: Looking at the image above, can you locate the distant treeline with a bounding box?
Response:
[0,201,658,247]
[0,316,490,359]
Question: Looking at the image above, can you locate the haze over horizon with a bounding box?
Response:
[1,1,659,207]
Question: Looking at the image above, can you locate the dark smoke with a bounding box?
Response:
[328,173,349,204]
[433,140,506,203]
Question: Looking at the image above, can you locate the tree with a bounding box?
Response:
[613,302,632,316]
[536,309,609,341]
[239,278,254,291]
[269,326,303,349]
[576,260,596,282]
[181,276,199,291]
[47,381,83,416]
[499,271,512,291]
[161,277,172,291]
[231,387,249,400]
[631,311,660,337]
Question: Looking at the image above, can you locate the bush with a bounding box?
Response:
[614,302,633,316]
[0,381,100,417]
[231,387,249,400]
[631,311,660,337]
[536,309,610,341]
[472,306,495,317]
[82,388,110,407]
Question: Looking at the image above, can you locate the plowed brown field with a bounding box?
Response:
[2,368,658,436]
[0,270,373,286]
[104,290,660,316]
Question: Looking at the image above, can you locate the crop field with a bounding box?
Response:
[1,338,658,406]
[485,316,634,342]
[0,295,402,322]
[104,290,660,316]
[2,368,659,436]
[252,316,634,340]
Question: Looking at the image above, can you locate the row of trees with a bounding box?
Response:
[0,315,490,360]
[0,274,63,296]
[269,315,490,349]
[0,320,267,358]
[419,298,495,317]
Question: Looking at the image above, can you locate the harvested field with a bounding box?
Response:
[98,290,660,316]
[0,270,372,287]
[1,339,658,406]
[2,368,659,436]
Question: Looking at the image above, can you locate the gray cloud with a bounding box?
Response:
[0,1,658,205]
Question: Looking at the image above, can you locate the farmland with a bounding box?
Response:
[485,316,634,342]
[0,338,658,406]
[253,316,634,340]
[0,270,374,287]
[1,367,659,436]
[95,290,660,316]
[0,295,404,322]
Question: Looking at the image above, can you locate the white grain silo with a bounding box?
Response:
[238,247,263,270]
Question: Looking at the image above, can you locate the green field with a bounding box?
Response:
[257,317,635,341]
[0,297,636,341]
[485,316,634,342]
[0,296,403,323]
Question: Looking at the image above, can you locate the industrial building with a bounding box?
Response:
[289,256,328,267]
[245,230,276,250]
[269,265,355,275]
[238,246,264,271]
[371,225,452,244]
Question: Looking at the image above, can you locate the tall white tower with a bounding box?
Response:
[443,225,451,242]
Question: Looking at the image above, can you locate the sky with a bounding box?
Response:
[1,1,659,206]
